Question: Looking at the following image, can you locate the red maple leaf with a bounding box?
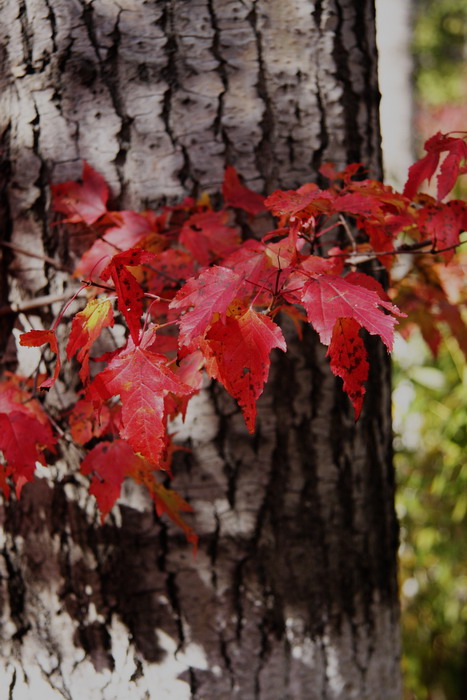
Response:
[327,318,369,420]
[80,440,144,519]
[51,161,108,225]
[437,138,467,200]
[147,248,197,296]
[0,411,56,497]
[165,350,205,419]
[201,306,286,431]
[67,397,120,444]
[81,439,197,550]
[332,192,383,217]
[0,375,51,424]
[221,236,298,302]
[75,210,161,279]
[265,183,333,217]
[169,266,243,347]
[180,210,240,265]
[19,329,61,389]
[403,132,467,201]
[0,376,56,496]
[88,332,192,465]
[291,273,403,350]
[419,200,467,261]
[222,166,266,215]
[344,271,393,302]
[319,161,364,184]
[66,298,114,384]
[101,247,156,344]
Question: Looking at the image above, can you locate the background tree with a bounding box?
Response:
[395,331,467,700]
[0,1,401,698]
[392,1,467,696]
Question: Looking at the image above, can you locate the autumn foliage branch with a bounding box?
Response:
[2,131,466,550]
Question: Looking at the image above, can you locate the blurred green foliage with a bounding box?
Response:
[394,331,467,700]
[413,0,466,105]
[401,8,467,696]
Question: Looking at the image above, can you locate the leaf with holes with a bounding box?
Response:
[101,247,156,344]
[327,318,369,420]
[170,266,244,347]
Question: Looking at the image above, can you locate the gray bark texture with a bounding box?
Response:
[0,1,401,698]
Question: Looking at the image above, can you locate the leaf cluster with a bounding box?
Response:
[2,132,466,547]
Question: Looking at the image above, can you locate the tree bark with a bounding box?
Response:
[0,1,401,698]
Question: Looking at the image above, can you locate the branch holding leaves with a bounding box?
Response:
[1,131,465,550]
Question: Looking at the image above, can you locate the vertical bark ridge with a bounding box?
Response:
[0,1,400,697]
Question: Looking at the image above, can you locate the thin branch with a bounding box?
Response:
[338,215,357,254]
[0,294,71,316]
[0,240,71,271]
[328,238,466,261]
[81,279,172,303]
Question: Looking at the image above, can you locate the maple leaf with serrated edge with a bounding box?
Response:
[80,440,198,550]
[201,307,286,432]
[344,271,393,302]
[319,161,364,184]
[67,397,120,444]
[437,139,467,200]
[222,166,266,215]
[101,247,156,344]
[0,376,51,425]
[219,236,297,303]
[169,266,244,347]
[286,272,404,351]
[165,350,205,420]
[403,132,467,201]
[419,200,467,262]
[0,412,56,497]
[87,331,192,465]
[180,210,240,265]
[147,248,197,296]
[265,183,333,217]
[75,210,162,279]
[51,161,108,225]
[19,329,61,390]
[332,192,384,217]
[327,318,369,420]
[0,376,56,496]
[66,298,114,384]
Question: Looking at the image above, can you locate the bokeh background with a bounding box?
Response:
[377,1,467,698]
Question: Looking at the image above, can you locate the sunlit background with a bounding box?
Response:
[376,1,467,698]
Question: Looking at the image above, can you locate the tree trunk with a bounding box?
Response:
[0,1,401,698]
